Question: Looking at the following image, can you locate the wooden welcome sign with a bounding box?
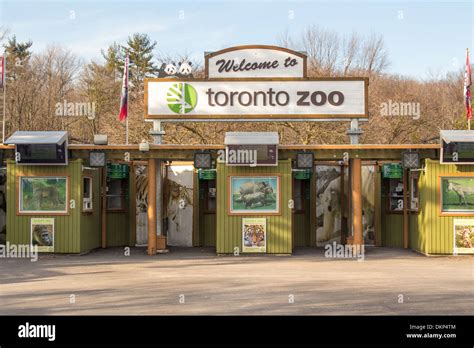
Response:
[205,45,307,78]
[144,45,369,121]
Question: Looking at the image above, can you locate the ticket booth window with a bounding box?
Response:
[385,176,419,212]
[82,176,93,212]
[107,178,127,211]
[293,179,310,212]
[201,180,216,213]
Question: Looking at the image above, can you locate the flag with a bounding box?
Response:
[0,54,5,89]
[118,54,129,121]
[465,49,472,120]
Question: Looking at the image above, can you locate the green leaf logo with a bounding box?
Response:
[166,83,198,114]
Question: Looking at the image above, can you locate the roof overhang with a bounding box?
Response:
[5,131,68,145]
[440,130,474,144]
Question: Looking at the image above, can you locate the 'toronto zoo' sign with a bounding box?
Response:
[145,78,368,120]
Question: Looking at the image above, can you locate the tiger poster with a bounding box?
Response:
[242,218,266,253]
[453,219,474,254]
[31,218,54,252]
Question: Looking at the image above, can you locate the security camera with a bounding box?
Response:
[337,160,345,165]
[139,140,150,152]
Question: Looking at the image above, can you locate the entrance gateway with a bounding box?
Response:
[2,47,472,256]
[144,45,369,255]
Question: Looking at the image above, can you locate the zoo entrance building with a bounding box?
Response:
[1,45,473,256]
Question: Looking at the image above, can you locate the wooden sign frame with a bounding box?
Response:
[204,44,308,79]
[144,77,369,121]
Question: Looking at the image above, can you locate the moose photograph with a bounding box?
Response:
[441,176,474,213]
[229,176,279,214]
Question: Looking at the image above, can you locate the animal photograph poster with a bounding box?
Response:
[440,176,474,213]
[31,218,54,252]
[229,175,279,214]
[453,219,474,254]
[19,177,67,213]
[242,218,266,253]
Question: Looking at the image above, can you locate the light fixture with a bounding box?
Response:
[89,151,107,167]
[139,140,150,152]
[296,152,314,169]
[93,134,108,145]
[194,152,213,169]
[402,152,421,169]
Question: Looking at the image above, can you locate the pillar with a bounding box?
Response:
[351,158,363,245]
[147,158,157,255]
[403,169,409,249]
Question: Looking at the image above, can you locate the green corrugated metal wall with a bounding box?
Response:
[6,160,83,253]
[216,160,292,254]
[418,159,474,254]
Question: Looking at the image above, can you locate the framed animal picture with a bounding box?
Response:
[440,175,474,215]
[228,175,280,215]
[453,219,474,254]
[242,218,266,253]
[31,218,54,252]
[18,176,68,214]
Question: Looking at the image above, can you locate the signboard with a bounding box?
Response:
[441,140,474,164]
[31,218,54,252]
[107,164,129,179]
[294,169,312,180]
[198,169,216,180]
[242,217,267,253]
[205,45,306,78]
[226,144,278,166]
[382,163,403,179]
[453,219,474,254]
[145,78,368,120]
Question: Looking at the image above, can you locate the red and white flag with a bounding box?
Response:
[118,54,129,121]
[465,49,472,120]
[0,54,5,89]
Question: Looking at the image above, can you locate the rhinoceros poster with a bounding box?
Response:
[229,175,279,214]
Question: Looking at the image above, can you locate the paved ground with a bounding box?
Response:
[0,247,472,315]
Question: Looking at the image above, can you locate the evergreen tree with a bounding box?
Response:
[3,35,33,79]
[102,33,158,92]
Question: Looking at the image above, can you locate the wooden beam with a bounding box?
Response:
[147,159,157,255]
[403,169,409,249]
[351,159,363,245]
[101,167,107,248]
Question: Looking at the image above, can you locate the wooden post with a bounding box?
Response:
[374,165,382,246]
[351,159,363,245]
[147,158,157,255]
[403,169,409,249]
[101,166,107,248]
[340,165,346,243]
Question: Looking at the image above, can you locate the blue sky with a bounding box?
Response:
[0,0,472,79]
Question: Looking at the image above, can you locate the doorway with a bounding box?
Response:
[198,178,216,247]
[293,176,311,247]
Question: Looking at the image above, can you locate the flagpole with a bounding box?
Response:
[468,48,470,131]
[126,53,129,145]
[2,54,6,144]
